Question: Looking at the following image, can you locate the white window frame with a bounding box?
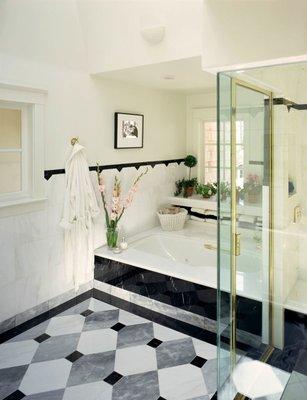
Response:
[0,102,29,202]
[0,81,47,216]
[192,108,245,185]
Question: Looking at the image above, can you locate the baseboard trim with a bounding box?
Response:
[0,289,93,344]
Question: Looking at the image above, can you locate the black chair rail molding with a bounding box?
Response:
[44,158,185,180]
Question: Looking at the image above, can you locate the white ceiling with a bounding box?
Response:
[93,56,216,93]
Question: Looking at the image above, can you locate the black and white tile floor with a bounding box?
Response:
[0,298,217,400]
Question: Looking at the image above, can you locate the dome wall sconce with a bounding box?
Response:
[140,25,166,45]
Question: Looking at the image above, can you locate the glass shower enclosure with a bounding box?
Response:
[217,72,274,399]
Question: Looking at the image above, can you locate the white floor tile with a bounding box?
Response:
[153,323,187,342]
[192,338,217,360]
[89,298,117,313]
[115,344,157,376]
[63,380,112,400]
[77,329,117,354]
[158,364,207,400]
[118,309,149,326]
[20,359,71,395]
[46,315,84,336]
[0,340,38,369]
[232,358,290,399]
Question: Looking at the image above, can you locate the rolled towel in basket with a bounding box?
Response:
[157,207,188,231]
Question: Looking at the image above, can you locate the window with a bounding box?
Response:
[0,105,26,198]
[0,82,47,215]
[203,120,244,185]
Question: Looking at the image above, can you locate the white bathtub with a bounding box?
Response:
[95,220,262,300]
[132,234,216,268]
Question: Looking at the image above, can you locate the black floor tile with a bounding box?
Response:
[34,333,50,343]
[111,322,125,332]
[65,351,83,363]
[190,356,207,368]
[4,390,25,400]
[147,338,163,348]
[104,371,123,386]
[80,309,94,317]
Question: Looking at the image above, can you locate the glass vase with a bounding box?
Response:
[106,226,119,249]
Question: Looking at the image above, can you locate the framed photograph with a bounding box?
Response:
[114,112,144,149]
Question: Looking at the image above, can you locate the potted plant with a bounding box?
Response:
[196,183,216,198]
[244,174,262,204]
[183,155,198,196]
[218,181,230,201]
[174,179,184,196]
[96,165,148,249]
[183,178,198,197]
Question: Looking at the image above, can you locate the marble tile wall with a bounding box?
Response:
[0,162,185,329]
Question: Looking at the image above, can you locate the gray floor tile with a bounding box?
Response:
[24,389,65,399]
[67,351,115,387]
[156,338,196,369]
[8,321,50,343]
[58,300,91,317]
[117,322,154,349]
[32,333,80,363]
[201,358,217,395]
[0,365,29,400]
[83,309,119,331]
[0,298,213,400]
[112,370,159,400]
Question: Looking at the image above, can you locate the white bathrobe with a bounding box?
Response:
[61,143,100,291]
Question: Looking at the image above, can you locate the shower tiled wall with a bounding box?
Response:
[0,162,185,331]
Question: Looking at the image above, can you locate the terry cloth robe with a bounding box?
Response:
[60,143,100,291]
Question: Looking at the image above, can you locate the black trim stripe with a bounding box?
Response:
[44,158,185,180]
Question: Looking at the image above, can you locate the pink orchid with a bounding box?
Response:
[96,166,148,228]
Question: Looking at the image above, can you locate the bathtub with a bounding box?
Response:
[94,220,262,300]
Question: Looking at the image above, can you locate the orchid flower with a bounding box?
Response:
[96,164,148,229]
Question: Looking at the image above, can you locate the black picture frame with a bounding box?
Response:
[114,112,144,149]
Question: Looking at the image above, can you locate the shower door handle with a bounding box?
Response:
[235,233,241,256]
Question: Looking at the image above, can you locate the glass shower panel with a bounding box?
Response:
[217,75,273,399]
[217,73,234,399]
[235,84,271,348]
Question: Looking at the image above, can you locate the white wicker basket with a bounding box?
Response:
[157,208,188,231]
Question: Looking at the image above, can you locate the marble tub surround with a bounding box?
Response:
[95,220,265,301]
[0,297,218,400]
[94,255,262,339]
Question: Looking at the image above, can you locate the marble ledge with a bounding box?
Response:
[93,279,214,332]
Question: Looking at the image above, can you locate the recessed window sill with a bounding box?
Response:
[0,197,47,217]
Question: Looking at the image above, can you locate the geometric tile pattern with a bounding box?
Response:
[0,297,217,400]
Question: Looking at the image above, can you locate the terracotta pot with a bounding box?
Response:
[202,194,211,199]
[184,186,194,197]
[246,192,260,204]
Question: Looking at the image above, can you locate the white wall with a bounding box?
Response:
[77,0,203,73]
[0,55,187,325]
[202,0,307,72]
[0,0,87,71]
[0,53,186,170]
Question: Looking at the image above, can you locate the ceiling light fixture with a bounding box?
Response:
[140,25,166,45]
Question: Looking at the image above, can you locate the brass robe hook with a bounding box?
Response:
[71,137,79,146]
